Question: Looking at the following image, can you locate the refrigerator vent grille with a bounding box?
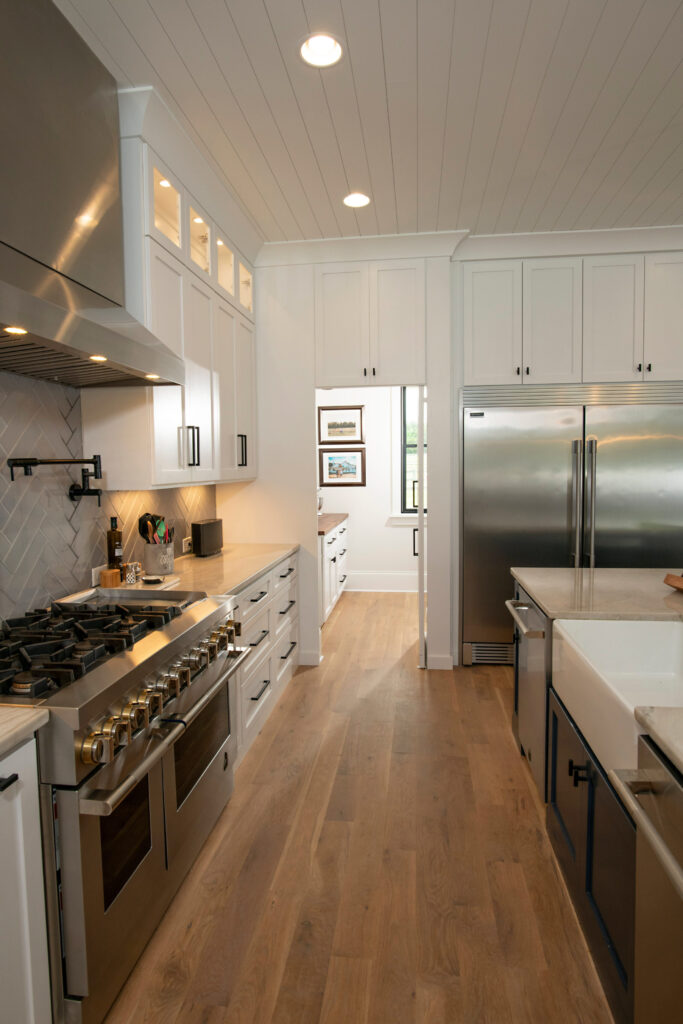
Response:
[470,643,514,665]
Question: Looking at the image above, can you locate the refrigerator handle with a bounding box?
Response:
[586,438,597,568]
[571,440,582,568]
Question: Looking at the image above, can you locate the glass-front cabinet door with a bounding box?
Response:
[152,165,181,249]
[189,205,211,276]
[216,237,235,296]
[239,261,253,313]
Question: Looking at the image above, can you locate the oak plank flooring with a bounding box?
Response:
[104,591,613,1024]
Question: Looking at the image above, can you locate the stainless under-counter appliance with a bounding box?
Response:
[0,589,249,1024]
[610,737,683,1024]
[505,587,550,799]
[462,387,683,665]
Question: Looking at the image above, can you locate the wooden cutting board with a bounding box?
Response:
[663,573,683,592]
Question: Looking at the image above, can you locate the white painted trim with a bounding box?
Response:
[386,515,419,527]
[427,653,454,670]
[455,225,683,261]
[347,570,421,592]
[298,648,322,666]
[256,230,470,267]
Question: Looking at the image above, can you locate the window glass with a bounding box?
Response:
[190,207,211,273]
[401,386,427,512]
[217,239,234,294]
[153,167,180,247]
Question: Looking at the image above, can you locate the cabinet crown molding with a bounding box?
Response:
[455,225,683,262]
[256,230,469,267]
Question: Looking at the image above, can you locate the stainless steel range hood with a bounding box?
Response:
[0,0,184,389]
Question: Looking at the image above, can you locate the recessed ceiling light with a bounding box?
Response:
[217,239,224,246]
[89,354,107,362]
[193,216,204,224]
[343,192,370,208]
[3,325,27,335]
[159,178,171,188]
[300,33,342,67]
[145,373,160,380]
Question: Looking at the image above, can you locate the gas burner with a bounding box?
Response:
[8,671,56,699]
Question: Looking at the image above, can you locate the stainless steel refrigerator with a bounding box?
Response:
[462,402,683,664]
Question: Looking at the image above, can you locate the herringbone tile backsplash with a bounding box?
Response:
[0,372,216,619]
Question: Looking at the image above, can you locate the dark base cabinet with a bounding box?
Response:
[547,689,635,1024]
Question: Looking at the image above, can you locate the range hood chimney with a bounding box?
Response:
[0,0,184,388]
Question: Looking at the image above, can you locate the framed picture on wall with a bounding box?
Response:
[318,405,365,445]
[319,448,366,487]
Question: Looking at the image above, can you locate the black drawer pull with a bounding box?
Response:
[0,773,19,792]
[331,556,337,563]
[339,574,347,584]
[249,629,269,648]
[339,527,346,534]
[637,363,643,372]
[251,680,270,701]
[279,567,295,578]
[646,363,652,372]
[238,433,248,467]
[327,537,336,545]
[279,599,296,615]
[281,640,297,662]
[250,590,267,604]
[572,763,592,787]
[339,548,346,557]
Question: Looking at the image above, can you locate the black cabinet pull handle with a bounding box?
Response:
[250,590,267,604]
[251,680,270,701]
[339,527,346,534]
[279,567,295,578]
[195,426,200,467]
[646,363,652,372]
[327,537,335,545]
[339,574,347,583]
[279,599,296,615]
[331,555,337,563]
[237,433,247,467]
[187,425,198,466]
[249,628,269,648]
[568,759,575,777]
[0,773,19,792]
[412,480,418,508]
[572,763,592,787]
[339,548,346,556]
[372,367,376,376]
[637,363,642,372]
[412,527,418,556]
[516,366,521,375]
[363,367,367,377]
[281,640,297,661]
[525,366,530,376]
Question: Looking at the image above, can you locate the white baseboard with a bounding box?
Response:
[299,648,322,666]
[346,570,425,592]
[427,653,454,670]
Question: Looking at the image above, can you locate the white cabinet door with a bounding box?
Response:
[212,299,238,480]
[644,252,683,381]
[583,255,644,382]
[235,317,257,478]
[147,238,185,358]
[315,263,370,386]
[151,385,188,486]
[0,739,51,1024]
[463,260,522,385]
[369,260,425,385]
[523,258,582,384]
[183,272,216,482]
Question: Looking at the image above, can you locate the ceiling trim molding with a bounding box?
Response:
[454,225,683,261]
[255,231,470,267]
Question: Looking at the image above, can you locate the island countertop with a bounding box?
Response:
[172,542,299,596]
[0,707,49,760]
[634,706,683,775]
[511,567,683,621]
[317,513,348,536]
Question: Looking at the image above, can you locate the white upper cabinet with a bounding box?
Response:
[369,260,425,385]
[315,263,370,386]
[463,260,522,385]
[644,252,683,381]
[212,298,238,480]
[583,255,644,383]
[183,273,216,482]
[235,317,257,478]
[523,258,582,384]
[315,259,425,386]
[147,239,185,358]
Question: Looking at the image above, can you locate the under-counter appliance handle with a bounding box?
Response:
[571,439,582,568]
[79,647,251,817]
[609,768,683,902]
[586,438,597,568]
[504,599,545,639]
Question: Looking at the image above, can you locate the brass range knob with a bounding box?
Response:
[200,639,219,662]
[81,731,114,765]
[209,630,229,652]
[183,647,208,671]
[100,716,132,748]
[169,663,191,690]
[139,689,165,718]
[121,701,150,732]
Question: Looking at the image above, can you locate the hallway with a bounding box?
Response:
[105,591,612,1023]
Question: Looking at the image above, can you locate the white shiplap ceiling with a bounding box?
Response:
[54,0,683,244]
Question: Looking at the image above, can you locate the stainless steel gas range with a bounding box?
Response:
[0,588,249,1024]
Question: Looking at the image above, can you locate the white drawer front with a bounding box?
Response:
[242,604,272,653]
[274,578,298,636]
[275,618,299,688]
[241,649,273,740]
[236,573,271,628]
[272,555,297,594]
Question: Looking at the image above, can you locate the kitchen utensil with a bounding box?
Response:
[142,541,174,576]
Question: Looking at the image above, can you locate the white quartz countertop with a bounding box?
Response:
[511,567,683,621]
[172,542,299,596]
[634,706,683,775]
[0,707,49,760]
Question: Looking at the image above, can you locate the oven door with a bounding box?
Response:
[163,649,245,885]
[56,757,168,1020]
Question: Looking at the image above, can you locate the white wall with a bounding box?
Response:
[216,264,320,665]
[316,387,418,592]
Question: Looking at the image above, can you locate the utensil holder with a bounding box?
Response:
[142,542,174,576]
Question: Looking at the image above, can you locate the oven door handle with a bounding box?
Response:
[504,599,545,639]
[79,646,251,817]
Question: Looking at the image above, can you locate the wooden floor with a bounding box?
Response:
[105,592,613,1024]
